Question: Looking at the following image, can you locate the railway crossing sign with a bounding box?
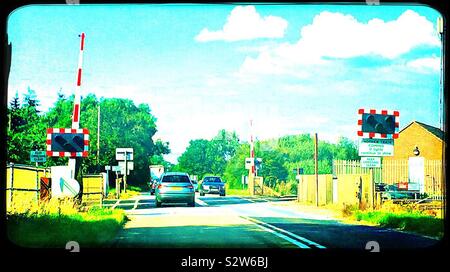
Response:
[360,157,381,168]
[30,151,47,163]
[357,108,399,139]
[46,128,89,157]
[358,138,394,156]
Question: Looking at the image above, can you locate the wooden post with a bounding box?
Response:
[9,164,14,210]
[97,104,100,165]
[36,165,40,204]
[314,133,319,206]
[124,152,128,194]
[370,167,375,208]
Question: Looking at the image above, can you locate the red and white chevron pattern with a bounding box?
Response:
[357,108,399,139]
[46,128,89,157]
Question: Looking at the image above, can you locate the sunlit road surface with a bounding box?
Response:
[107,193,439,249]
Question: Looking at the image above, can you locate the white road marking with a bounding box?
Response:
[242,216,326,249]
[111,200,120,210]
[132,199,139,210]
[240,216,309,248]
[195,198,208,206]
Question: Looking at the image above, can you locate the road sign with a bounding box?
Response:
[116,148,133,161]
[112,165,121,172]
[245,158,253,169]
[358,138,394,156]
[119,161,134,171]
[51,166,80,198]
[46,128,89,157]
[30,151,46,163]
[360,157,381,168]
[375,183,386,192]
[357,109,399,139]
[255,158,262,170]
[105,166,111,171]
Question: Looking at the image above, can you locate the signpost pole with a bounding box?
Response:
[314,133,319,207]
[124,151,128,194]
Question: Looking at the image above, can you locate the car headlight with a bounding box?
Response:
[203,185,209,189]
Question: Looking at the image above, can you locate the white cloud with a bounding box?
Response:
[195,6,288,42]
[406,56,440,72]
[239,10,440,77]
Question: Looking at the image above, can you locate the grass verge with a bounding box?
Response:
[353,210,444,239]
[107,187,142,200]
[7,206,126,248]
[227,188,251,196]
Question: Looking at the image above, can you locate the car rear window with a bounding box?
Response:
[161,175,191,183]
[204,177,221,183]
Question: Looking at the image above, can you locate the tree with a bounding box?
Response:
[176,130,240,180]
[7,91,171,187]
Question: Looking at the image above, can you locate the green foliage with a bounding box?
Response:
[7,208,126,247]
[176,130,240,180]
[7,90,170,187]
[354,210,444,238]
[175,131,359,190]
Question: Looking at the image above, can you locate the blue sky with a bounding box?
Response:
[7,4,443,163]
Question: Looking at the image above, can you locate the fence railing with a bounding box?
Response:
[333,159,444,197]
[6,164,106,211]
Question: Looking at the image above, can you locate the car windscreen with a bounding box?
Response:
[203,177,221,183]
[161,175,191,183]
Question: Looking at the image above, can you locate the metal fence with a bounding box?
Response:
[6,164,51,212]
[6,164,106,211]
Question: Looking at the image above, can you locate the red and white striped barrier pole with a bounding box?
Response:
[69,33,85,179]
[249,119,255,176]
[72,32,85,130]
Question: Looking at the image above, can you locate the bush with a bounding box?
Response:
[341,203,358,217]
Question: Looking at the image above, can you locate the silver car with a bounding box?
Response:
[155,172,195,207]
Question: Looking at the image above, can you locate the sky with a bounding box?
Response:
[7,4,443,163]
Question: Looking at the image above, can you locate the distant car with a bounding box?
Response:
[200,176,225,197]
[382,184,416,200]
[155,172,195,207]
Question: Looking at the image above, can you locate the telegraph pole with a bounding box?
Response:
[437,17,444,131]
[314,133,319,206]
[97,104,100,165]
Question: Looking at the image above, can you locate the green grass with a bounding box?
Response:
[7,207,126,248]
[354,210,444,239]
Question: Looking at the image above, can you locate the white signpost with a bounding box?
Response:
[115,148,133,193]
[361,157,381,168]
[119,161,134,172]
[409,157,424,193]
[358,138,394,156]
[116,148,134,161]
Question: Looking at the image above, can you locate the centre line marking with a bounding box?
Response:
[241,215,326,249]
